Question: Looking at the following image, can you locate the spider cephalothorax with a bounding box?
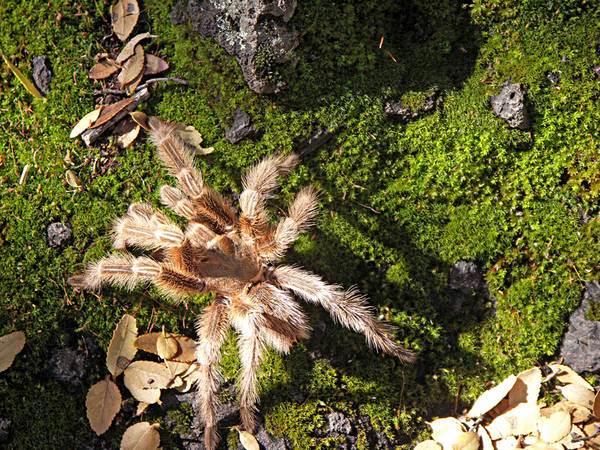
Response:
[70,116,415,449]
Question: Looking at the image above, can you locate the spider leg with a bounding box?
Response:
[230,299,268,433]
[238,153,299,242]
[273,265,416,363]
[148,116,236,235]
[68,253,208,299]
[257,185,319,262]
[195,296,231,450]
[112,202,185,250]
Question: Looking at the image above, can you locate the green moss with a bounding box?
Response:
[2,0,600,446]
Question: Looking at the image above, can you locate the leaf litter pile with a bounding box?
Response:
[85,314,260,449]
[416,364,600,450]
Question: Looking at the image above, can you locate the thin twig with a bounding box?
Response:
[352,200,381,214]
[572,424,599,442]
[135,77,189,91]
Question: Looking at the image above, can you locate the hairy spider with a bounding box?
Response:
[69,116,415,449]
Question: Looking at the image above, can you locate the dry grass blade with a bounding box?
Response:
[0,331,26,372]
[120,422,160,450]
[88,60,120,80]
[144,54,169,75]
[86,378,122,435]
[70,107,102,138]
[1,51,44,99]
[111,0,139,41]
[106,314,138,377]
[116,32,154,64]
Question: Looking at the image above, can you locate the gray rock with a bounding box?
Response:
[225,109,256,144]
[255,423,289,450]
[328,412,352,435]
[0,418,11,443]
[171,0,298,93]
[489,82,531,130]
[32,56,53,95]
[46,222,73,249]
[47,347,86,391]
[385,90,440,123]
[559,281,600,372]
[449,261,484,294]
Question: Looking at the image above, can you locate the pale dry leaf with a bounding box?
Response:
[548,364,593,391]
[86,377,122,435]
[1,51,44,99]
[558,384,595,409]
[169,376,184,389]
[130,111,149,130]
[486,402,539,440]
[134,332,196,362]
[527,443,565,450]
[429,417,465,446]
[65,169,83,189]
[451,432,480,450]
[508,367,542,406]
[165,360,190,377]
[88,59,120,80]
[537,410,571,443]
[468,375,517,418]
[120,422,160,450]
[106,314,138,377]
[70,107,102,138]
[414,440,442,450]
[235,427,259,450]
[476,425,494,450]
[593,390,600,418]
[134,332,160,354]
[135,402,149,417]
[494,436,519,450]
[551,401,590,424]
[173,124,214,155]
[144,54,169,76]
[117,45,144,88]
[115,123,140,149]
[582,421,600,446]
[111,0,139,41]
[560,424,584,450]
[123,360,172,404]
[124,69,143,95]
[156,333,179,360]
[0,331,26,372]
[116,32,153,64]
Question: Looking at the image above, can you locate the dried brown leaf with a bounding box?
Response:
[144,54,169,75]
[156,333,179,360]
[107,314,138,377]
[114,121,140,149]
[130,111,149,130]
[537,410,571,443]
[0,331,25,372]
[486,402,539,439]
[508,367,542,406]
[558,384,595,409]
[111,0,139,41]
[120,422,160,450]
[134,332,196,362]
[117,45,144,88]
[451,432,479,450]
[593,390,600,418]
[468,375,517,418]
[86,378,122,435]
[116,32,153,64]
[165,360,191,377]
[494,436,519,450]
[135,402,149,417]
[92,97,135,129]
[560,424,584,449]
[551,401,590,424]
[123,361,171,404]
[173,123,214,155]
[476,425,493,450]
[70,107,102,138]
[549,364,593,391]
[65,170,83,189]
[88,60,120,80]
[582,421,600,446]
[124,69,143,95]
[235,427,260,450]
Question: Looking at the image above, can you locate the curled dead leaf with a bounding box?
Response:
[120,422,160,450]
[114,119,140,149]
[468,375,517,418]
[88,59,120,80]
[165,360,191,377]
[107,314,138,377]
[173,123,214,155]
[476,425,494,450]
[86,377,122,435]
[508,367,542,406]
[116,32,154,64]
[117,44,144,88]
[549,364,593,391]
[130,111,149,130]
[560,424,585,449]
[65,170,83,189]
[235,426,260,450]
[0,331,26,372]
[91,97,135,129]
[134,332,196,362]
[144,54,169,75]
[70,107,102,138]
[111,0,139,42]
[558,384,595,409]
[537,410,571,443]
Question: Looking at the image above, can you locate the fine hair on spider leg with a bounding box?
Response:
[69,115,415,450]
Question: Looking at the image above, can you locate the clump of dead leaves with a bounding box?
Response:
[416,364,600,450]
[86,314,259,450]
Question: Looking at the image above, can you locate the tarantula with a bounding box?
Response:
[69,116,415,449]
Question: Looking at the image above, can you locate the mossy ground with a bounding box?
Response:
[1,0,599,447]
